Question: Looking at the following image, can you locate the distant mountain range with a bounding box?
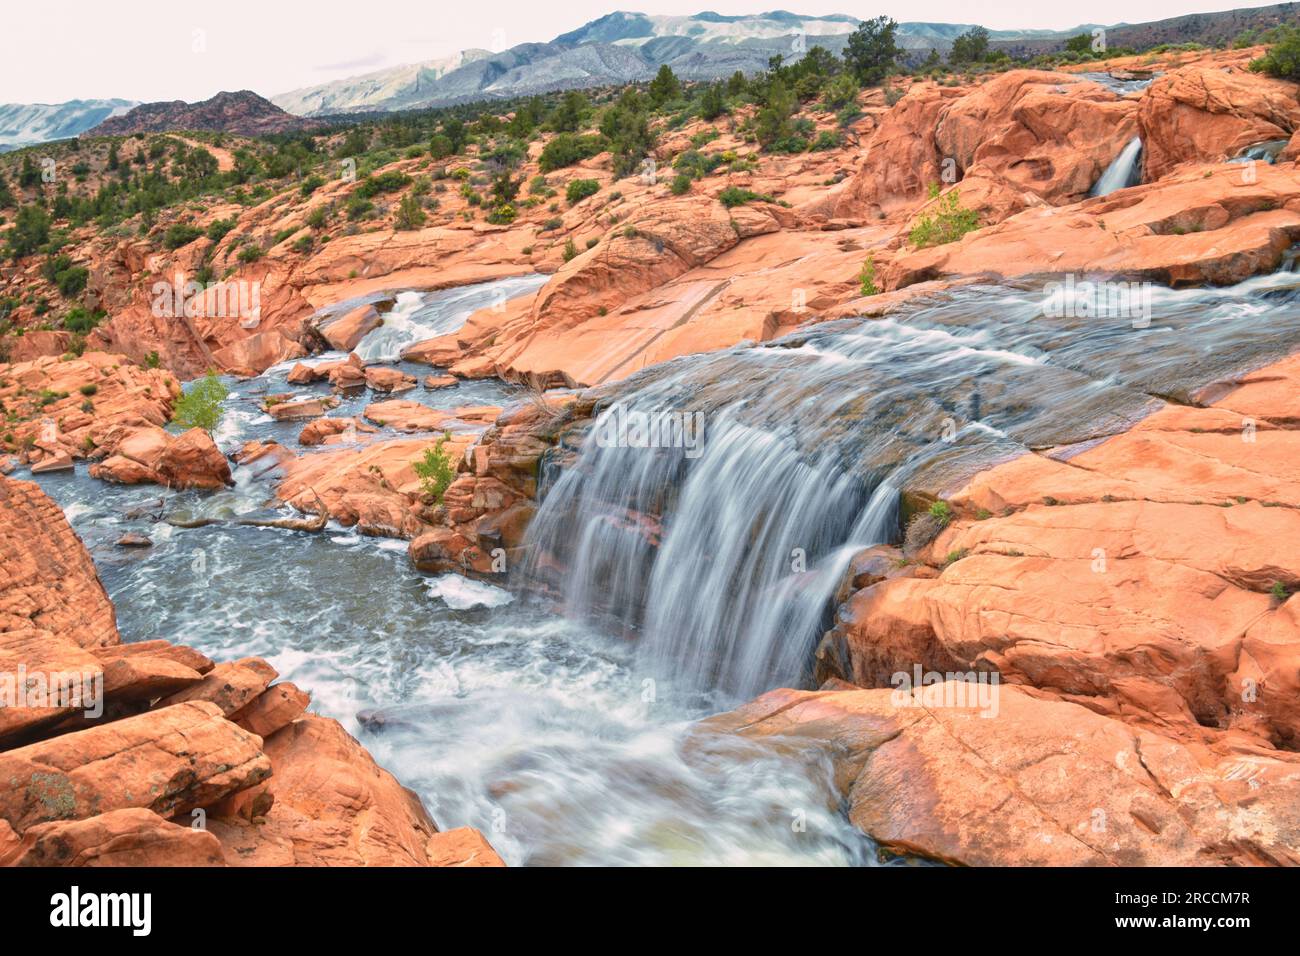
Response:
[87,90,317,137]
[4,5,1297,145]
[0,99,136,151]
[269,11,1072,116]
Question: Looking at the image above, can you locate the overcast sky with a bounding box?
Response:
[4,0,1288,104]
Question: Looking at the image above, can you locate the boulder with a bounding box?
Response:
[0,700,271,833]
[91,424,232,489]
[321,303,382,352]
[1138,65,1300,180]
[364,366,418,393]
[0,807,225,866]
[703,683,1300,866]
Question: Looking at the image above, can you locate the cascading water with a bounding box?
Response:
[1090,136,1144,197]
[23,270,1300,865]
[336,273,548,363]
[523,270,1300,701]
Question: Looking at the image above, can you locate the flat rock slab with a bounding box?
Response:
[0,700,271,833]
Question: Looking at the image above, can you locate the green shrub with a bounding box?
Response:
[413,434,456,504]
[144,351,161,369]
[355,170,411,198]
[718,186,773,208]
[305,206,329,229]
[1250,27,1300,80]
[929,500,953,524]
[562,238,578,262]
[237,244,264,264]
[63,307,97,333]
[205,218,235,243]
[909,191,980,249]
[171,371,229,432]
[859,256,879,296]
[163,223,204,250]
[394,192,426,231]
[670,173,692,195]
[566,178,600,205]
[539,133,605,172]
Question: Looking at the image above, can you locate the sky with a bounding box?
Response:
[3,0,1289,104]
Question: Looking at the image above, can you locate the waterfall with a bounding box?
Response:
[1090,137,1143,198]
[520,278,1300,702]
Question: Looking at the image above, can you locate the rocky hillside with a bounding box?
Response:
[88,90,317,137]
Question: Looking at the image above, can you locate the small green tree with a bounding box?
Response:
[171,371,229,432]
[859,256,879,296]
[844,16,901,85]
[413,433,456,504]
[755,78,796,149]
[5,204,50,260]
[648,64,682,108]
[698,83,728,121]
[949,26,990,64]
[394,192,426,231]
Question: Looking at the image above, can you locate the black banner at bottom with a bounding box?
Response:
[0,865,1281,942]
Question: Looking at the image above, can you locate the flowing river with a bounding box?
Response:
[25,266,1300,865]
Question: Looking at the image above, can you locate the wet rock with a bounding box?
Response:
[0,476,119,648]
[298,416,366,446]
[425,827,506,867]
[821,353,1300,746]
[206,714,453,866]
[704,683,1300,866]
[89,639,214,675]
[423,374,457,390]
[266,395,338,421]
[364,366,418,393]
[30,451,74,474]
[114,532,152,548]
[91,424,232,489]
[229,681,310,738]
[321,303,382,352]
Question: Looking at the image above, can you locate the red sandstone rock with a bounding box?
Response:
[90,424,232,489]
[0,807,226,866]
[0,700,271,833]
[704,683,1300,866]
[1138,65,1300,180]
[321,303,382,351]
[364,366,418,393]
